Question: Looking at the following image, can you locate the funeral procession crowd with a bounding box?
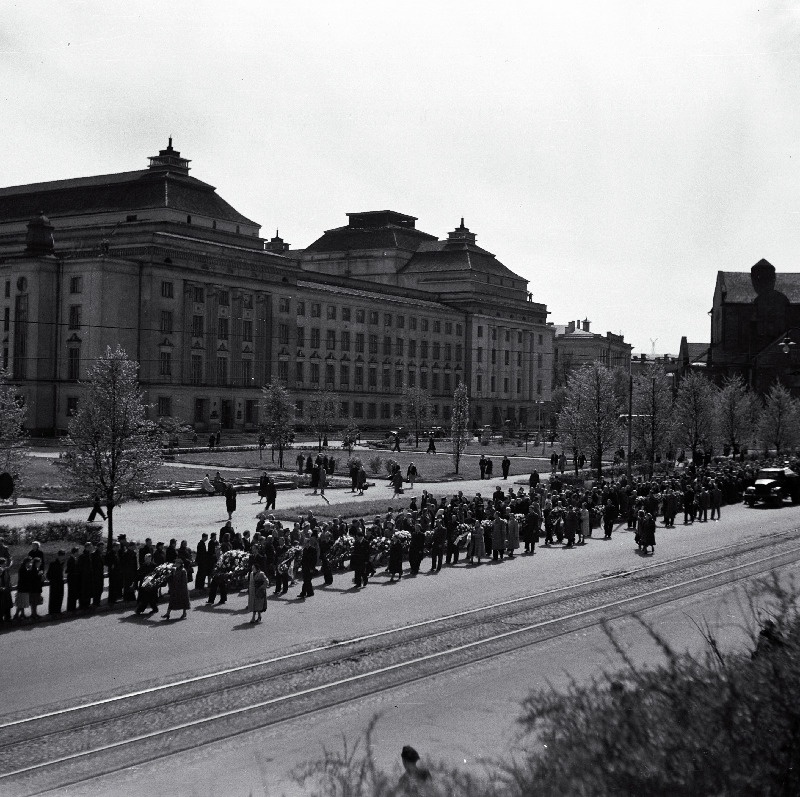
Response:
[0,454,766,628]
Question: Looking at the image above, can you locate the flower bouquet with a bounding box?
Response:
[213,549,251,589]
[277,545,303,575]
[328,534,355,570]
[514,513,526,524]
[455,523,472,551]
[481,519,493,531]
[392,529,412,553]
[423,529,435,555]
[369,535,392,566]
[141,563,175,590]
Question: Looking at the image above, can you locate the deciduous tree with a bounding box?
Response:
[631,366,675,478]
[451,383,470,475]
[673,372,717,456]
[557,363,622,479]
[0,369,28,497]
[57,346,163,547]
[715,374,757,455]
[308,389,339,451]
[402,386,432,449]
[259,378,296,469]
[759,382,799,455]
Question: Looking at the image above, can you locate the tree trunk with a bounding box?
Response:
[596,443,603,480]
[278,443,284,469]
[106,502,115,548]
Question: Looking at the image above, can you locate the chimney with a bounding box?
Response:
[582,318,590,332]
[566,321,575,333]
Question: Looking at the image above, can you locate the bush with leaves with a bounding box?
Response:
[385,458,399,476]
[368,455,383,475]
[297,575,800,797]
[0,520,104,547]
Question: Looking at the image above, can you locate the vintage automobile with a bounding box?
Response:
[744,467,800,507]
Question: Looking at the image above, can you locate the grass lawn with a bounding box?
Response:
[19,457,259,500]
[174,444,553,482]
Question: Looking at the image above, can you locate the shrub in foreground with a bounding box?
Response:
[296,576,800,796]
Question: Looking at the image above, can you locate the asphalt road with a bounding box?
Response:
[44,556,791,797]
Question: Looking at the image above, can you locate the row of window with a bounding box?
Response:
[475,348,544,368]
[293,399,454,422]
[290,326,463,359]
[294,362,461,392]
[280,297,462,335]
[477,325,545,346]
[475,374,543,395]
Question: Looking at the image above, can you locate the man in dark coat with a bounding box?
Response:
[77,543,95,610]
[351,530,371,588]
[47,550,65,617]
[224,484,237,520]
[603,500,618,539]
[121,542,138,600]
[408,526,425,576]
[65,546,80,612]
[298,539,317,598]
[106,542,123,604]
[91,543,106,607]
[265,477,277,511]
[135,553,159,614]
[430,522,446,573]
[502,455,511,480]
[195,533,209,590]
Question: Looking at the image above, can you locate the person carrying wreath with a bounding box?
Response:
[162,558,190,620]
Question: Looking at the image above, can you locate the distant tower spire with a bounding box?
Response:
[148,139,190,174]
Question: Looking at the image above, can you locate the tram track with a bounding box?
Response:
[2,529,800,796]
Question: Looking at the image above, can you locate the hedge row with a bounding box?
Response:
[0,520,104,547]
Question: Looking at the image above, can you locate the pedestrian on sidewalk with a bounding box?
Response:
[87,497,106,522]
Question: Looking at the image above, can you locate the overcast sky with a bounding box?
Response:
[3,1,800,353]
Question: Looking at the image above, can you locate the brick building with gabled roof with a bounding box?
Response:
[709,259,800,394]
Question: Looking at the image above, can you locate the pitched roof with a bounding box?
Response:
[402,241,525,283]
[717,270,800,303]
[304,223,436,253]
[686,343,709,362]
[0,169,257,226]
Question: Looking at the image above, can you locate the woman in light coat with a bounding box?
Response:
[506,513,520,558]
[491,515,507,561]
[580,503,590,543]
[469,519,486,565]
[248,562,268,623]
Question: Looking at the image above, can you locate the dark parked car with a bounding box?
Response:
[744,467,800,507]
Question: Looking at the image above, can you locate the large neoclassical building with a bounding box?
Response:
[0,141,554,435]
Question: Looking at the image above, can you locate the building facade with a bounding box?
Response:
[709,259,800,394]
[552,318,632,385]
[0,143,554,434]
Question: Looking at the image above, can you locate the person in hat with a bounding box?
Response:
[397,745,432,792]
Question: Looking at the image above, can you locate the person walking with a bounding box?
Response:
[502,455,511,480]
[224,483,237,520]
[351,529,370,588]
[258,471,269,504]
[298,537,317,599]
[87,497,107,522]
[195,533,209,590]
[135,553,159,615]
[426,436,436,454]
[388,534,404,581]
[318,465,329,504]
[0,558,12,623]
[406,462,418,490]
[265,477,277,511]
[162,558,190,620]
[408,524,425,576]
[247,562,267,623]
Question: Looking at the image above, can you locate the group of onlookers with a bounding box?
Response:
[0,457,773,627]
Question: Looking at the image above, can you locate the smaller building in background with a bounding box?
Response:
[552,318,632,385]
[677,337,709,379]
